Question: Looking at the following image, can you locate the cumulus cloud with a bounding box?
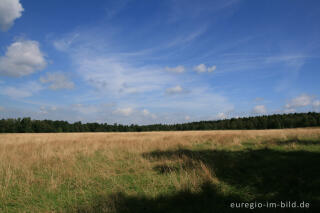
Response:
[194,64,207,73]
[253,105,267,114]
[0,81,43,98]
[40,72,74,90]
[0,0,23,31]
[165,65,185,73]
[113,107,133,116]
[285,94,313,109]
[0,40,46,77]
[194,64,216,73]
[217,112,227,120]
[165,85,184,95]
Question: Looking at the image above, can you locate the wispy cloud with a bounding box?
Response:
[285,94,313,109]
[168,0,240,22]
[105,0,131,19]
[113,107,133,116]
[40,72,74,90]
[165,85,184,95]
[0,81,43,99]
[313,100,320,108]
[76,57,171,95]
[284,94,320,112]
[165,65,185,73]
[54,31,235,123]
[53,33,80,51]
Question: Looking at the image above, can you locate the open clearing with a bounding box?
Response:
[1,128,320,212]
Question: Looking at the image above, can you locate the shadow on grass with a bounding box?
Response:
[262,138,320,146]
[76,182,243,213]
[145,149,320,201]
[75,141,320,213]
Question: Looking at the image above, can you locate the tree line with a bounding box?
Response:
[0,112,319,133]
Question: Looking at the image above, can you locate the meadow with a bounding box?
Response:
[0,128,320,212]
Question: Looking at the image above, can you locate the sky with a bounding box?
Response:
[0,0,320,124]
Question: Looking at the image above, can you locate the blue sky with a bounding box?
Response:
[0,0,320,124]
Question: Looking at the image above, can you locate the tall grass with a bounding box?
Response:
[0,128,320,212]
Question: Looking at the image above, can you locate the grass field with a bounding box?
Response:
[0,128,320,212]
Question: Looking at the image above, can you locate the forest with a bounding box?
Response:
[0,112,319,133]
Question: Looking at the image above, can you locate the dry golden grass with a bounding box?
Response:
[0,129,316,169]
[0,129,319,183]
[0,128,320,212]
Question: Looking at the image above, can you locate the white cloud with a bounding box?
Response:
[0,81,43,98]
[217,112,226,120]
[0,40,47,77]
[2,87,31,98]
[49,31,234,124]
[313,100,320,108]
[40,72,74,90]
[0,0,23,31]
[165,65,185,73]
[39,106,48,114]
[185,115,190,121]
[165,85,184,95]
[77,57,170,95]
[265,55,307,68]
[194,64,207,73]
[207,65,216,72]
[194,64,216,73]
[142,109,150,116]
[72,104,99,115]
[53,33,79,51]
[253,105,267,114]
[285,94,313,109]
[113,107,133,116]
[142,109,157,119]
